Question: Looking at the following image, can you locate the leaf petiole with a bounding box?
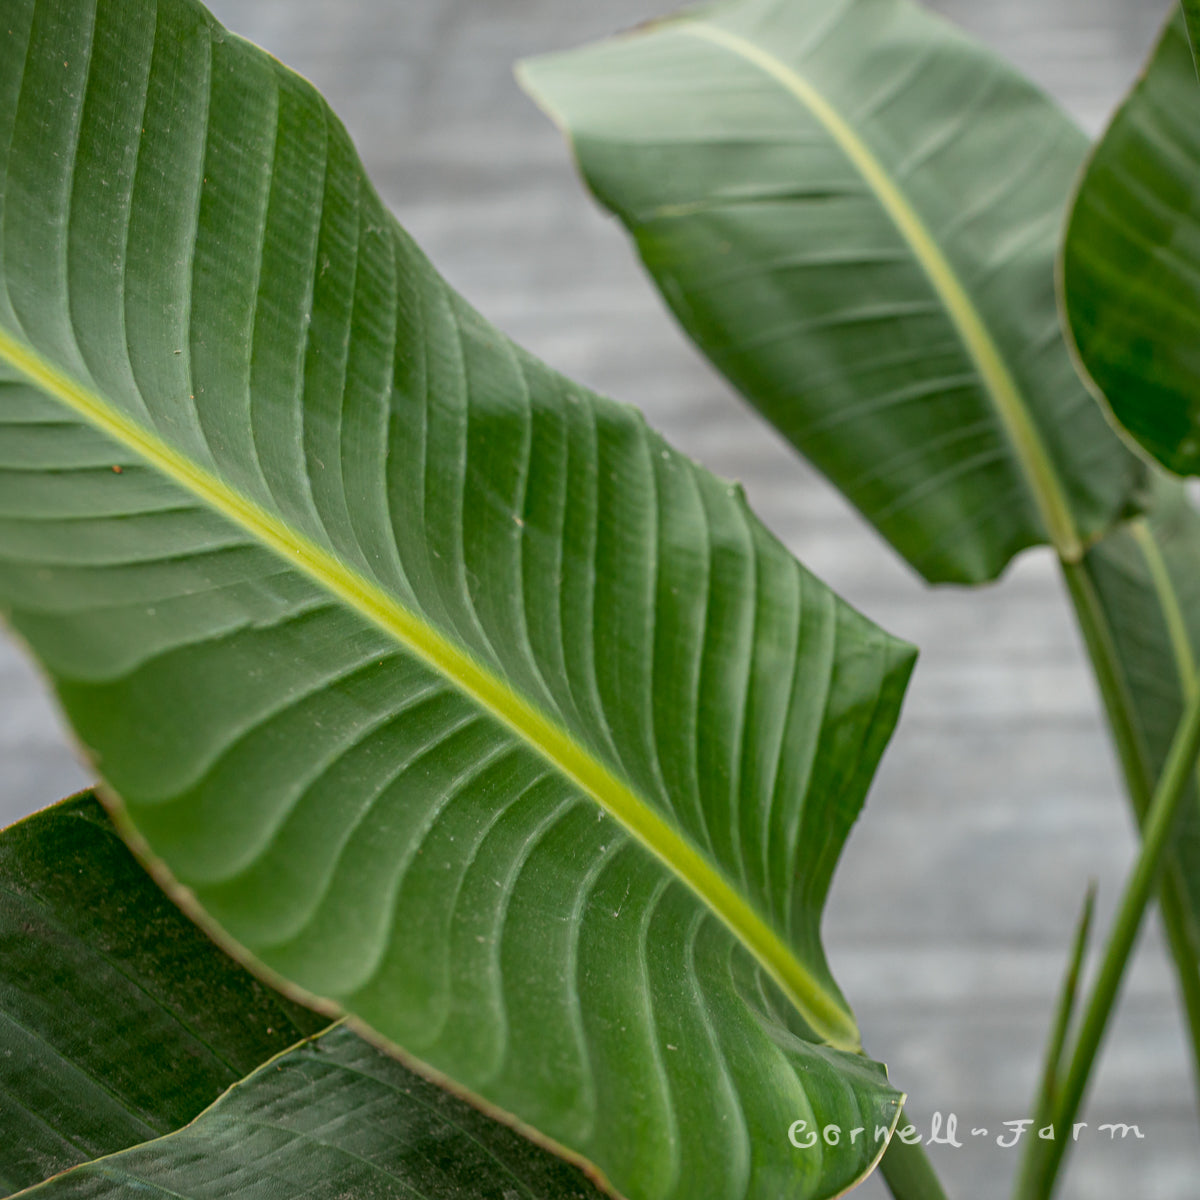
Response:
[1023,683,1200,1198]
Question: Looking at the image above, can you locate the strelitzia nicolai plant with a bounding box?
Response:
[1,0,1199,1199]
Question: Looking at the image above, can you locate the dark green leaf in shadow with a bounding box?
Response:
[0,796,605,1200]
[19,1025,607,1200]
[0,793,325,1197]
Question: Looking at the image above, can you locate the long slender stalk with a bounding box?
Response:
[874,549,1200,1200]
[1012,556,1200,1200]
[1023,682,1200,1199]
[1034,888,1097,1121]
[1058,558,1200,1090]
[875,550,1200,1200]
[878,1110,950,1200]
[1010,886,1095,1200]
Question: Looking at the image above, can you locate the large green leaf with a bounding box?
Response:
[518,0,1144,584]
[1062,7,1200,476]
[0,1,912,1197]
[0,794,326,1196]
[0,796,604,1200]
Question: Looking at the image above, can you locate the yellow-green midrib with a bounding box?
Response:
[678,19,1084,562]
[0,320,861,1052]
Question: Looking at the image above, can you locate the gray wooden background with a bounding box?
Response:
[3,0,1191,1196]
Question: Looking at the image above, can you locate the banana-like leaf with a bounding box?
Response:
[0,1,913,1197]
[1083,479,1200,948]
[23,1026,606,1200]
[0,794,326,1196]
[518,0,1144,584]
[0,796,604,1200]
[1062,8,1200,476]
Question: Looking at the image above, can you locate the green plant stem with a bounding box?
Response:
[878,1109,950,1200]
[867,551,1200,1200]
[1023,672,1200,1199]
[1010,886,1094,1200]
[1059,558,1200,1091]
[1034,887,1096,1119]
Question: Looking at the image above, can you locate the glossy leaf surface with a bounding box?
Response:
[1063,9,1200,476]
[0,794,325,1196]
[520,0,1143,583]
[0,1,911,1196]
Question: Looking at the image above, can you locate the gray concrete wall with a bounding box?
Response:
[2,1,1189,1196]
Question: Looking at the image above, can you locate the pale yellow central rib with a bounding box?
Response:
[1131,518,1199,699]
[680,20,1083,562]
[1130,517,1200,809]
[0,321,860,1052]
